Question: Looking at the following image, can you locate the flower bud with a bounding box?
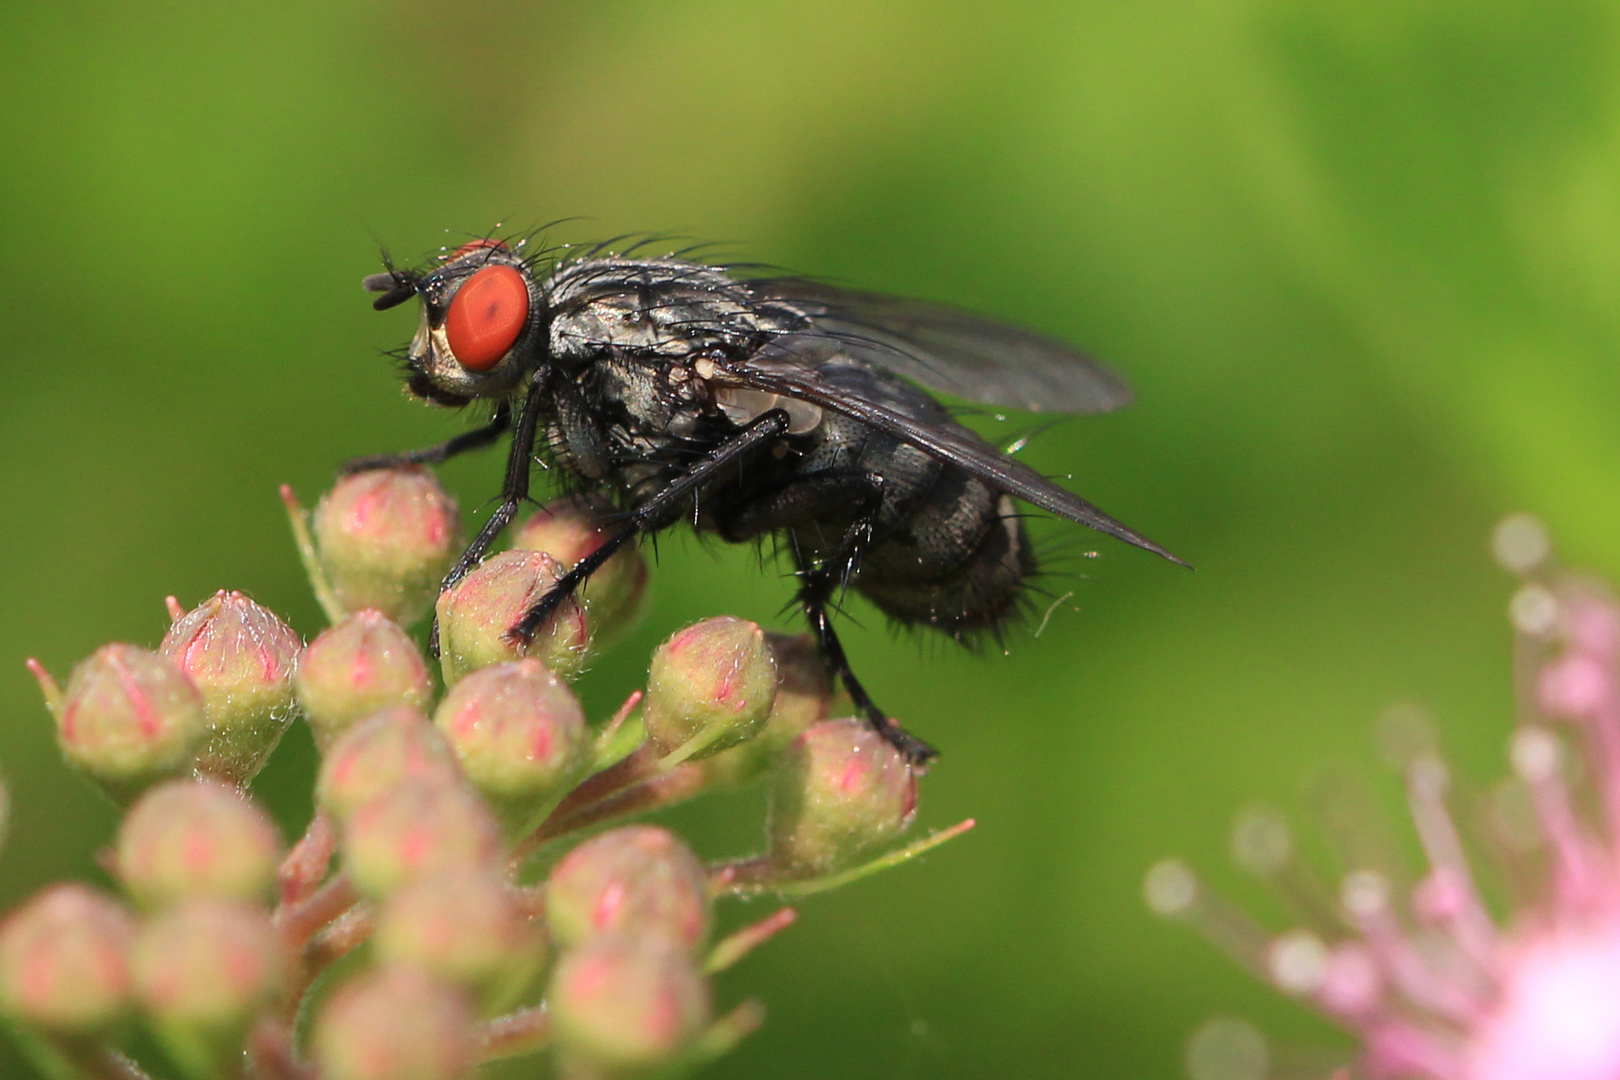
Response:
[546,826,710,952]
[316,705,463,822]
[374,871,543,1001]
[0,885,135,1034]
[312,467,460,627]
[312,966,476,1080]
[160,590,301,785]
[703,633,833,785]
[512,497,648,649]
[643,617,777,761]
[433,659,591,833]
[116,779,281,907]
[131,899,285,1070]
[550,936,711,1072]
[341,778,501,898]
[295,610,433,750]
[48,645,207,800]
[435,551,591,685]
[766,718,919,878]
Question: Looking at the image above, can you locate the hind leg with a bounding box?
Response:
[720,472,939,765]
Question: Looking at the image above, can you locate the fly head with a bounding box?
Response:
[364,238,546,404]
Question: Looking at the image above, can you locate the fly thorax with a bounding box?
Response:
[702,369,823,435]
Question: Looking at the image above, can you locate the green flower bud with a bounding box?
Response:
[512,497,648,649]
[0,885,135,1035]
[643,617,777,762]
[435,551,591,686]
[341,778,501,898]
[159,590,301,786]
[433,659,591,834]
[316,705,463,822]
[703,632,833,786]
[765,718,919,879]
[295,610,433,751]
[546,826,710,952]
[130,899,285,1073]
[374,870,544,1001]
[44,645,208,801]
[116,779,281,908]
[312,966,476,1080]
[550,936,711,1072]
[311,467,461,627]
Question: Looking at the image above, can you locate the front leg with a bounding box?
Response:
[504,409,793,644]
[427,373,550,656]
[340,402,511,474]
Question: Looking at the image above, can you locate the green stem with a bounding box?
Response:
[278,485,345,624]
[722,819,977,898]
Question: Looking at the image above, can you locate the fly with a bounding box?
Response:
[348,234,1187,764]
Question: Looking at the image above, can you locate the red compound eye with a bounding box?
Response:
[444,265,529,371]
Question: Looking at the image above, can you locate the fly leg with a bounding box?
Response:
[424,374,550,656]
[339,402,512,474]
[717,471,939,766]
[799,573,938,766]
[504,409,793,644]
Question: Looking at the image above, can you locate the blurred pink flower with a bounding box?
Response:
[1150,515,1620,1080]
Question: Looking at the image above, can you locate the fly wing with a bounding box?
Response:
[720,340,1187,566]
[747,277,1132,415]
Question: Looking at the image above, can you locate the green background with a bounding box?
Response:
[2,0,1614,1076]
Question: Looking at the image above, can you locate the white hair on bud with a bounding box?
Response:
[1230,805,1291,877]
[1511,727,1561,783]
[1341,870,1390,919]
[1493,513,1551,574]
[1511,584,1560,637]
[1144,860,1198,916]
[1185,1016,1269,1080]
[1267,929,1328,994]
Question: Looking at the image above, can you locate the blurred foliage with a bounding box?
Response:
[2,0,1617,1076]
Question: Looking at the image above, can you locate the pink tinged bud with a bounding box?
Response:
[436,551,591,686]
[316,705,464,822]
[0,885,135,1034]
[313,467,461,627]
[643,617,778,762]
[312,966,477,1080]
[1564,594,1620,659]
[130,900,285,1044]
[1467,925,1620,1080]
[159,590,301,785]
[703,632,832,786]
[374,871,544,1000]
[433,659,591,833]
[341,778,502,898]
[546,826,711,952]
[766,718,919,879]
[295,610,433,751]
[48,645,207,800]
[550,936,712,1071]
[512,497,648,649]
[1539,653,1612,720]
[116,779,281,907]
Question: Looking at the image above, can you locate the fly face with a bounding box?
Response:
[368,240,543,402]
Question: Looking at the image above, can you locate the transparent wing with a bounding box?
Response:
[720,339,1186,566]
[747,277,1132,415]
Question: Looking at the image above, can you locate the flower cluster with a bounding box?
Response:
[1148,515,1620,1080]
[4,467,971,1080]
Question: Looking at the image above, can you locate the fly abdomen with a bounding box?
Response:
[858,480,1035,638]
